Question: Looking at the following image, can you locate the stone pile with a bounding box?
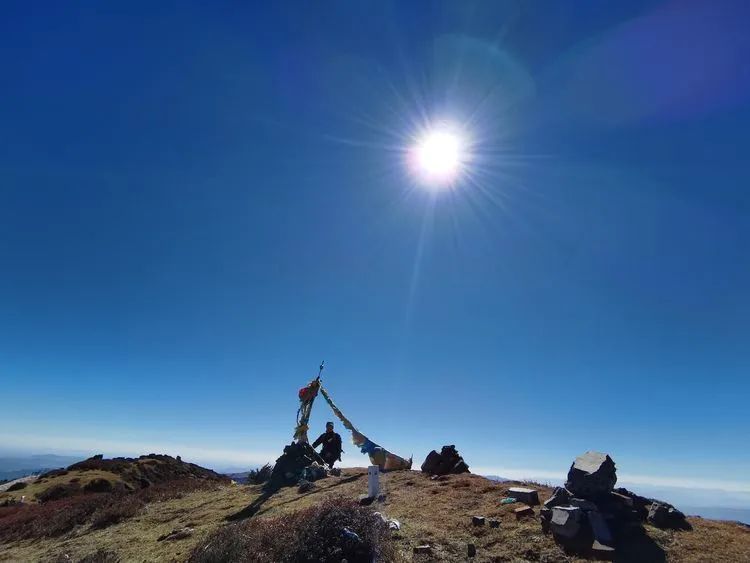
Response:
[420,445,470,476]
[267,441,327,489]
[540,451,690,559]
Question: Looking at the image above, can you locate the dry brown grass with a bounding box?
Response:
[0,478,223,547]
[1,468,748,562]
[665,518,750,562]
[189,497,397,563]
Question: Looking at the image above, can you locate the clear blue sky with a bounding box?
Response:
[2,1,749,497]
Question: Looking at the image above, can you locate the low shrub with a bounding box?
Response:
[137,477,219,503]
[84,478,114,493]
[36,495,104,537]
[39,468,69,479]
[0,495,106,541]
[189,497,395,563]
[38,482,82,503]
[90,495,143,529]
[6,482,27,491]
[0,503,26,522]
[0,477,222,542]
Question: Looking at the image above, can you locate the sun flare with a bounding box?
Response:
[410,127,466,187]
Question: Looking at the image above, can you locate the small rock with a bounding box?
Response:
[472,515,485,526]
[358,494,375,506]
[508,487,539,506]
[488,519,500,528]
[413,545,432,555]
[591,539,616,559]
[514,505,534,519]
[468,543,476,558]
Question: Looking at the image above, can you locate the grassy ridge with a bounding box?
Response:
[2,467,749,562]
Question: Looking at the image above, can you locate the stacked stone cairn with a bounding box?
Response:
[267,441,328,490]
[420,445,470,476]
[540,451,690,558]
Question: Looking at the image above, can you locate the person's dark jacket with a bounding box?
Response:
[312,431,342,461]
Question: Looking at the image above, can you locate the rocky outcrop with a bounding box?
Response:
[541,451,691,559]
[68,454,228,488]
[420,445,469,476]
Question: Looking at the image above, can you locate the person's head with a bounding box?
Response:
[326,421,334,433]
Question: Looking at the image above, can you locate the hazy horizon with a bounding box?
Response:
[3,435,749,523]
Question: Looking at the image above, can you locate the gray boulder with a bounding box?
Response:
[565,451,617,498]
[472,516,485,526]
[550,506,584,539]
[508,487,539,506]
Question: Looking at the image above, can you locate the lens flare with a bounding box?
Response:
[410,127,466,187]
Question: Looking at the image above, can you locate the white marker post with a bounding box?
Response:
[367,465,380,498]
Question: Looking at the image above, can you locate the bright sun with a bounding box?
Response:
[410,128,466,187]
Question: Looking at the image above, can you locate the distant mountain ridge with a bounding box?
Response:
[0,454,83,482]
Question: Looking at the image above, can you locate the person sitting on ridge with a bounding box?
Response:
[312,421,343,468]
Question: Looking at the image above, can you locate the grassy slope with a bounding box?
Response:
[0,456,225,505]
[1,469,748,562]
[0,470,123,503]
